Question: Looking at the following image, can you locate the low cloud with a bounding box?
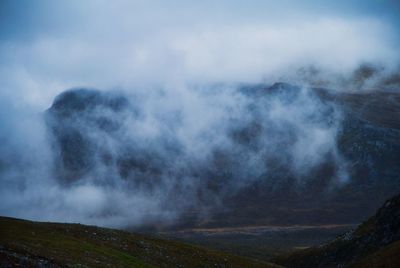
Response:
[0,83,347,227]
[0,0,398,227]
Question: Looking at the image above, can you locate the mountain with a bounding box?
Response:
[43,83,400,229]
[45,88,131,183]
[273,192,400,267]
[0,216,279,268]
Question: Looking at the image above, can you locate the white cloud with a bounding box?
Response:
[0,3,398,109]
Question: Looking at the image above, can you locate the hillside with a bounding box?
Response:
[42,84,400,230]
[273,193,400,267]
[172,83,400,229]
[0,216,279,268]
[2,193,400,267]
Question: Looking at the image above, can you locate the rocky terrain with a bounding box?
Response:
[273,193,400,267]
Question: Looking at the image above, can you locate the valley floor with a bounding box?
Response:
[158,224,355,262]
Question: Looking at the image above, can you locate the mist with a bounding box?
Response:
[0,0,399,227]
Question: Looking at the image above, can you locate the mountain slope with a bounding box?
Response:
[41,84,400,229]
[0,216,279,268]
[273,193,400,267]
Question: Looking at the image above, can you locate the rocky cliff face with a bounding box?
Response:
[44,84,400,228]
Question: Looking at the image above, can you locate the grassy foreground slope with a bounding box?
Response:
[0,217,280,268]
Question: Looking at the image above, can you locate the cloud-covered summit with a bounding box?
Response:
[0,0,399,228]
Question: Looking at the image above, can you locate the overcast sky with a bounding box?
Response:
[0,0,399,108]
